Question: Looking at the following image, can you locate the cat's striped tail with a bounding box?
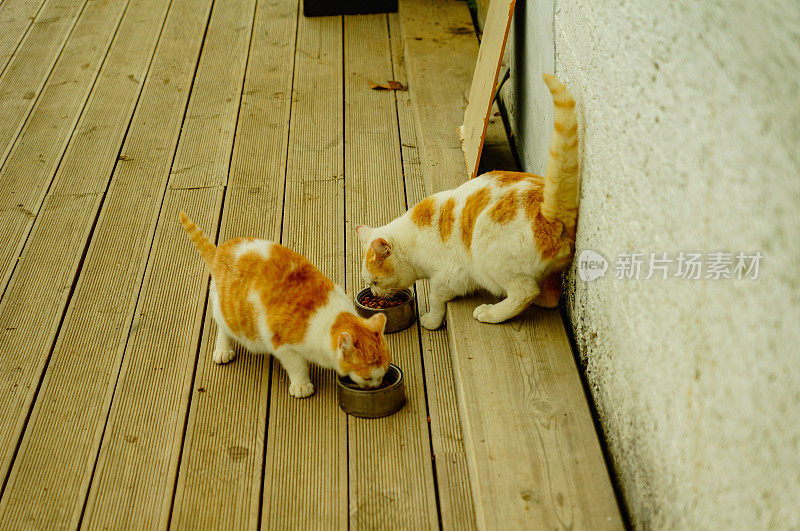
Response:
[179,211,216,267]
[541,73,579,235]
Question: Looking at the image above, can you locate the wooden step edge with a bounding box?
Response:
[397,1,624,528]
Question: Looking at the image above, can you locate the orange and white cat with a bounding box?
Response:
[180,213,392,397]
[356,74,579,329]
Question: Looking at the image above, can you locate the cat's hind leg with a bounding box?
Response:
[275,348,314,398]
[473,278,539,324]
[210,280,237,364]
[213,328,237,364]
[532,272,561,308]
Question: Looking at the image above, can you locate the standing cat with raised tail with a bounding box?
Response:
[356,74,579,329]
[179,213,392,397]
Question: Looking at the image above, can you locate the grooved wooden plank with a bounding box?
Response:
[261,12,347,530]
[0,0,209,526]
[459,0,515,179]
[343,13,438,530]
[388,12,478,530]
[0,0,137,486]
[398,0,624,528]
[446,301,624,529]
[397,0,476,195]
[169,0,298,527]
[0,0,48,76]
[0,0,89,168]
[80,0,257,527]
[0,0,132,303]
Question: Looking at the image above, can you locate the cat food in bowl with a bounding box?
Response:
[354,288,416,333]
[336,364,406,418]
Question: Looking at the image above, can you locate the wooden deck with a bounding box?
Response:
[0,0,623,528]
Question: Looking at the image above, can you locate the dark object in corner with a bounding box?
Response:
[303,0,398,17]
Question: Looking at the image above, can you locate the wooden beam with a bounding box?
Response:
[398,0,624,527]
[460,0,515,179]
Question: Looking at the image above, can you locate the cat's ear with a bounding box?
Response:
[337,331,354,367]
[338,331,354,351]
[371,237,392,259]
[355,225,373,245]
[367,313,387,334]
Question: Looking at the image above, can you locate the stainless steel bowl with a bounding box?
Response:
[336,364,406,418]
[354,287,416,333]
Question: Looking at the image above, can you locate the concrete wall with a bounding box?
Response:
[491,0,800,528]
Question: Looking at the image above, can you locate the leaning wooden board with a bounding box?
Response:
[459,0,515,180]
[398,0,624,528]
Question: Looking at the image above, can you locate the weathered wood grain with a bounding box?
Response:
[0,0,210,526]
[0,0,130,298]
[78,0,255,526]
[260,11,348,530]
[0,0,91,168]
[170,0,298,527]
[343,13,439,530]
[389,11,478,530]
[0,0,183,526]
[0,0,48,76]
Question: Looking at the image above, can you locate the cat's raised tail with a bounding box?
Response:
[179,211,216,267]
[541,73,579,235]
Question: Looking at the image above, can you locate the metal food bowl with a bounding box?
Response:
[354,287,416,333]
[336,364,406,418]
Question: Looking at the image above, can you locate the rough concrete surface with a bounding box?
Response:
[506,1,800,528]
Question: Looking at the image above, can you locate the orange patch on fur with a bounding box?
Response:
[487,170,544,187]
[365,247,394,277]
[213,241,334,346]
[210,239,258,340]
[411,197,435,227]
[533,210,564,260]
[438,197,455,242]
[489,189,518,224]
[330,312,391,378]
[460,187,491,250]
[553,121,578,136]
[521,185,545,219]
[520,184,564,260]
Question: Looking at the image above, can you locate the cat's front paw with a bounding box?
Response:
[420,311,444,330]
[473,303,505,324]
[213,347,236,364]
[289,382,315,398]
